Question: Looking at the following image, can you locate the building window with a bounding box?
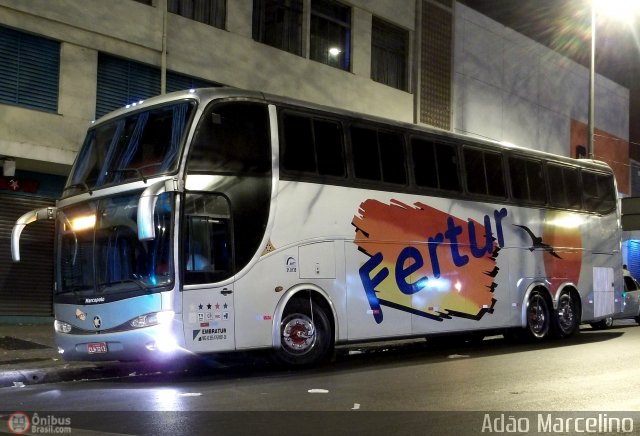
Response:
[310,0,351,71]
[168,0,226,29]
[96,54,219,118]
[0,26,60,112]
[96,54,161,119]
[371,17,408,91]
[252,0,303,56]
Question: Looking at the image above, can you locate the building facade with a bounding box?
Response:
[0,0,630,317]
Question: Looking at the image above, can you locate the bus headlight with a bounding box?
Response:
[54,319,72,333]
[129,311,175,328]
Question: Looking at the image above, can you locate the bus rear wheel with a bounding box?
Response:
[525,289,551,340]
[275,298,332,367]
[553,291,580,338]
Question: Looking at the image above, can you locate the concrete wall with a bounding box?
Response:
[453,2,629,156]
[0,0,415,174]
[0,0,631,177]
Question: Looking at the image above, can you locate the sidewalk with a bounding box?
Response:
[0,322,140,388]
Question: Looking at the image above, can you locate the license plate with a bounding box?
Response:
[87,342,108,354]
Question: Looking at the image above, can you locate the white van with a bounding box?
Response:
[591,267,640,329]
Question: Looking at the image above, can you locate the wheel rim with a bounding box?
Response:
[557,294,575,334]
[282,313,316,355]
[527,292,549,338]
[605,316,613,327]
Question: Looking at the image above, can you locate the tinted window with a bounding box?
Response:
[624,275,639,292]
[351,125,406,184]
[411,137,460,192]
[379,131,407,184]
[187,102,271,174]
[509,157,546,204]
[283,114,315,172]
[464,148,505,198]
[281,113,345,177]
[315,119,345,176]
[351,126,381,181]
[582,170,615,213]
[547,164,581,209]
[183,193,233,284]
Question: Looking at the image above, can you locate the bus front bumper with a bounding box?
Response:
[55,324,186,362]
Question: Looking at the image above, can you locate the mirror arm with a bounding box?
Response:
[137,178,181,241]
[12,207,56,262]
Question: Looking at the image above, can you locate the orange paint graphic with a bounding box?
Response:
[542,211,583,292]
[353,199,506,323]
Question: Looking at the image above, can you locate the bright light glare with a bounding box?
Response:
[70,215,96,231]
[155,335,178,352]
[594,0,640,24]
[548,215,585,229]
[156,310,175,324]
[328,47,341,56]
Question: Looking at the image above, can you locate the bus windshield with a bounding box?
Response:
[64,100,195,197]
[56,192,174,298]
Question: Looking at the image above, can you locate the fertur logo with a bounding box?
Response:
[352,199,508,323]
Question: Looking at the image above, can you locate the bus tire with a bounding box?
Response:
[553,291,580,338]
[525,289,551,340]
[275,298,332,367]
[590,316,613,330]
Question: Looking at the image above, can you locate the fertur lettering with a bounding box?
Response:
[352,199,507,323]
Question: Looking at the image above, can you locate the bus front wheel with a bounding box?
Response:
[275,298,332,367]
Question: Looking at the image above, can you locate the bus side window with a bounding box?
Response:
[183,193,233,285]
[379,131,407,185]
[411,137,460,192]
[548,163,581,210]
[187,102,270,175]
[351,126,381,181]
[509,156,546,204]
[464,148,506,198]
[281,113,345,177]
[351,125,406,185]
[582,170,615,214]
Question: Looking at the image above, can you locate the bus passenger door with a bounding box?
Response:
[183,284,235,353]
[181,192,236,353]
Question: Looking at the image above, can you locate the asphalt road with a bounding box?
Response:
[2,322,640,435]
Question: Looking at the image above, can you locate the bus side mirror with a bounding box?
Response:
[12,207,56,262]
[137,178,181,241]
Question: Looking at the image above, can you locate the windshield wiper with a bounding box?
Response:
[97,277,153,293]
[58,285,93,295]
[63,182,93,195]
[107,168,148,183]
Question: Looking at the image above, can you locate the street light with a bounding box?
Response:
[588,0,638,159]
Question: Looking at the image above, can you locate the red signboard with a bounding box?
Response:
[0,177,38,193]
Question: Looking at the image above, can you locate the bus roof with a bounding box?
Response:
[94,87,613,174]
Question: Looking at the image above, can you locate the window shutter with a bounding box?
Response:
[96,54,161,118]
[0,26,59,112]
[166,71,220,93]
